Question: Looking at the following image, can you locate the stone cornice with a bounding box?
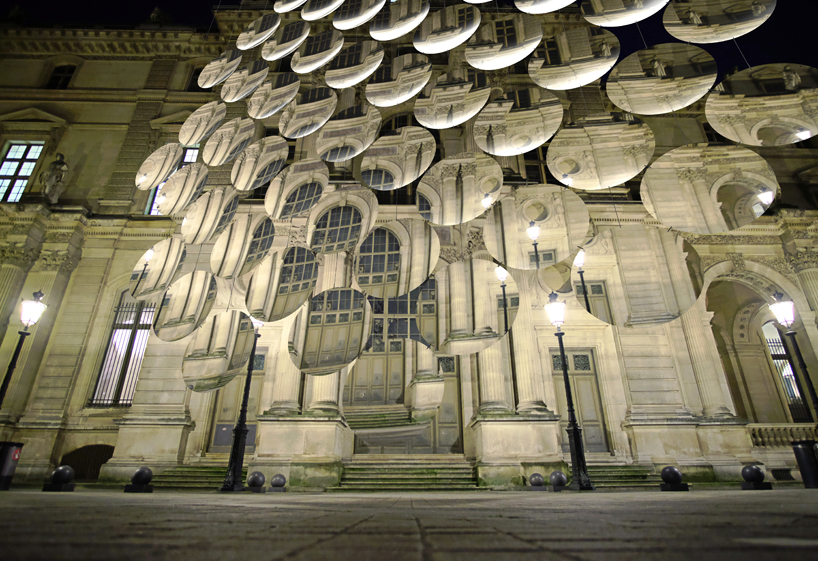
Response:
[0,87,215,105]
[0,28,225,59]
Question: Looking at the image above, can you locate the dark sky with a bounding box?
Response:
[4,0,817,81]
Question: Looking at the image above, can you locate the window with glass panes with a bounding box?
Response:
[147,145,199,215]
[528,249,556,268]
[361,168,395,190]
[0,143,43,203]
[574,280,613,324]
[279,247,318,295]
[358,228,401,298]
[305,31,332,56]
[311,206,363,253]
[280,181,323,219]
[214,196,240,236]
[467,69,488,88]
[281,22,306,43]
[413,278,438,348]
[495,19,517,47]
[330,43,362,69]
[45,65,76,89]
[524,146,556,184]
[496,292,519,333]
[246,220,275,266]
[417,193,432,220]
[457,6,475,27]
[536,39,561,65]
[89,291,155,407]
[301,289,366,371]
[762,322,812,422]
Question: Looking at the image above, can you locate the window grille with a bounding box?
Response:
[763,323,811,422]
[280,181,323,219]
[89,291,155,407]
[311,206,363,253]
[0,143,44,203]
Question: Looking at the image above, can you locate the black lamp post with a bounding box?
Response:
[221,318,263,492]
[574,249,591,314]
[0,292,47,410]
[132,248,154,297]
[545,292,594,491]
[769,292,818,419]
[527,221,540,270]
[495,266,509,332]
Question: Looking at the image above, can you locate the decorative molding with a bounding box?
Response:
[0,243,40,270]
[786,249,818,273]
[36,250,80,273]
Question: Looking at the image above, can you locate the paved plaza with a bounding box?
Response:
[0,488,817,561]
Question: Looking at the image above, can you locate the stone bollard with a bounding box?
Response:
[42,465,75,492]
[269,473,287,493]
[124,467,154,493]
[659,466,689,492]
[247,472,267,494]
[523,472,546,491]
[549,471,568,492]
[740,465,772,490]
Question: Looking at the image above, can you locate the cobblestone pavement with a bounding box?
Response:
[1,489,817,561]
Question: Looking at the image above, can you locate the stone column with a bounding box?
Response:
[476,341,512,413]
[661,232,733,417]
[448,261,471,336]
[305,372,341,415]
[266,320,303,415]
[788,250,818,314]
[680,169,727,234]
[513,272,552,414]
[472,261,495,335]
[0,243,39,347]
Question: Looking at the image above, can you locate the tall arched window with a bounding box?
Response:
[357,228,401,298]
[762,322,812,422]
[361,168,394,190]
[311,206,363,253]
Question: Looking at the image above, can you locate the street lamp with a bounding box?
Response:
[221,316,263,492]
[757,190,774,206]
[545,292,595,491]
[132,248,154,296]
[573,249,591,313]
[562,173,574,187]
[769,292,818,419]
[481,193,493,210]
[0,292,47,410]
[495,266,509,332]
[527,221,540,269]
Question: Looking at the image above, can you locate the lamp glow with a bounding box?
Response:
[481,193,492,209]
[143,248,155,263]
[796,129,812,140]
[757,190,774,206]
[545,292,565,327]
[769,292,795,328]
[526,221,540,241]
[562,174,573,187]
[251,317,264,331]
[573,249,586,269]
[20,291,47,328]
[495,266,508,283]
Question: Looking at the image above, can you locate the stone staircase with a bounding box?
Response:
[345,406,414,430]
[330,456,481,492]
[151,465,246,491]
[585,465,662,489]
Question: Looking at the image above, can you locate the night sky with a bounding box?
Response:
[4,0,817,83]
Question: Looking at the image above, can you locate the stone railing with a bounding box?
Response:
[748,423,818,448]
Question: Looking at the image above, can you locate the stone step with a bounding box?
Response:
[329,486,486,492]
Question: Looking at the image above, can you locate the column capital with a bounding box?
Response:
[0,243,40,271]
[787,249,818,274]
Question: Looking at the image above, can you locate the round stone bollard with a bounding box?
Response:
[741,464,772,490]
[529,473,545,487]
[659,466,688,492]
[132,467,153,485]
[549,471,568,487]
[269,474,286,492]
[125,467,154,493]
[43,465,75,492]
[247,471,266,494]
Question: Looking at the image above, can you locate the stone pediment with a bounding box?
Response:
[0,108,68,131]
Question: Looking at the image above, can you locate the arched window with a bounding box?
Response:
[89,291,155,407]
[761,322,812,422]
[280,181,323,219]
[280,247,318,295]
[361,168,394,190]
[45,65,76,89]
[358,228,401,298]
[311,206,363,253]
[252,160,286,190]
[246,220,275,265]
[417,193,432,221]
[214,196,240,236]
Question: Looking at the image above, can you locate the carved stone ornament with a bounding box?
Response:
[0,243,40,270]
[39,153,69,205]
[786,249,818,273]
[37,249,80,273]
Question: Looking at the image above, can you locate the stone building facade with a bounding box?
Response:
[0,4,816,488]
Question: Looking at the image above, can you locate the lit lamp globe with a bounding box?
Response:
[562,173,573,187]
[495,266,508,283]
[573,249,586,269]
[21,291,48,329]
[545,292,565,328]
[796,129,812,141]
[251,317,264,332]
[143,248,155,264]
[769,292,795,328]
[481,193,493,209]
[526,221,540,242]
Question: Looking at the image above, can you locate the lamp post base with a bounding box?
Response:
[566,424,595,491]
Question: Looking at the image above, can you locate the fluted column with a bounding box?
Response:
[661,232,732,417]
[472,261,495,335]
[514,272,552,413]
[305,371,341,415]
[680,169,727,234]
[265,319,302,415]
[448,261,470,336]
[0,244,39,346]
[476,341,512,413]
[788,251,818,314]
